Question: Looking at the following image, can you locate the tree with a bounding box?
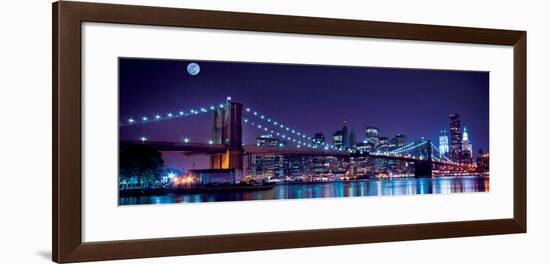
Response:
[120,145,164,189]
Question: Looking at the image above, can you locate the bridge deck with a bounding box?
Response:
[120,140,453,165]
[120,140,228,153]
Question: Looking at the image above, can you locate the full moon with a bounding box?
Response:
[187,62,200,76]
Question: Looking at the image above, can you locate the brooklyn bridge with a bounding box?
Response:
[120,99,471,180]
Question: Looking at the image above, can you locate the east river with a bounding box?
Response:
[119,176,489,205]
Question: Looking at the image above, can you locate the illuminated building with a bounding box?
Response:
[311,155,329,175]
[252,134,309,180]
[356,141,374,153]
[374,158,387,173]
[476,149,489,173]
[190,168,238,184]
[255,134,284,147]
[282,156,309,178]
[312,132,325,148]
[378,136,390,152]
[390,134,406,151]
[394,134,406,147]
[332,130,344,149]
[365,126,380,147]
[449,113,462,162]
[462,127,473,163]
[439,129,449,158]
[311,133,328,173]
[252,135,284,179]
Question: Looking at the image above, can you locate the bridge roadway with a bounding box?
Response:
[245,145,450,164]
[121,140,452,165]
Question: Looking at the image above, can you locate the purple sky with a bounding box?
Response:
[119,58,489,170]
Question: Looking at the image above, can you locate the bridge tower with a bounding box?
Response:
[210,102,244,173]
[414,140,433,178]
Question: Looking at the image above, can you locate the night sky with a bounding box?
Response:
[119,58,489,170]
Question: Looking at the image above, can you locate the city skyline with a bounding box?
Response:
[119,58,489,170]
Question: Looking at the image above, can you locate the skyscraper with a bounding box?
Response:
[394,134,406,147]
[332,130,344,149]
[462,127,473,163]
[364,126,380,147]
[342,121,349,148]
[439,129,449,158]
[449,113,462,161]
[389,134,406,151]
[349,128,356,147]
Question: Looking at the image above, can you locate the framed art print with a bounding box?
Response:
[53,1,526,263]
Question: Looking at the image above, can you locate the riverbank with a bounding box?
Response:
[119,183,276,197]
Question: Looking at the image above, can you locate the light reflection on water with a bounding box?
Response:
[119,176,489,205]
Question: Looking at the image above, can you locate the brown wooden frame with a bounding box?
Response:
[53,1,527,263]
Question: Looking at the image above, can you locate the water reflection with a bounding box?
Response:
[119,176,489,205]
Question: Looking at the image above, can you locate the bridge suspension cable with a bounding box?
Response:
[387,140,428,155]
[119,100,228,127]
[387,141,417,154]
[430,143,455,164]
[242,105,341,151]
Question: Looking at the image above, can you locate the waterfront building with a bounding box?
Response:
[311,132,329,174]
[439,129,450,158]
[190,168,239,185]
[374,158,388,174]
[476,149,489,172]
[364,126,380,147]
[252,135,285,179]
[449,113,462,162]
[394,160,411,174]
[253,134,311,180]
[311,156,329,175]
[283,156,308,178]
[326,156,345,175]
[352,156,373,176]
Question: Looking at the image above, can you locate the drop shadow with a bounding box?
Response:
[36,250,51,260]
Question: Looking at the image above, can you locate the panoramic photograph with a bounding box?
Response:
[118,58,490,205]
